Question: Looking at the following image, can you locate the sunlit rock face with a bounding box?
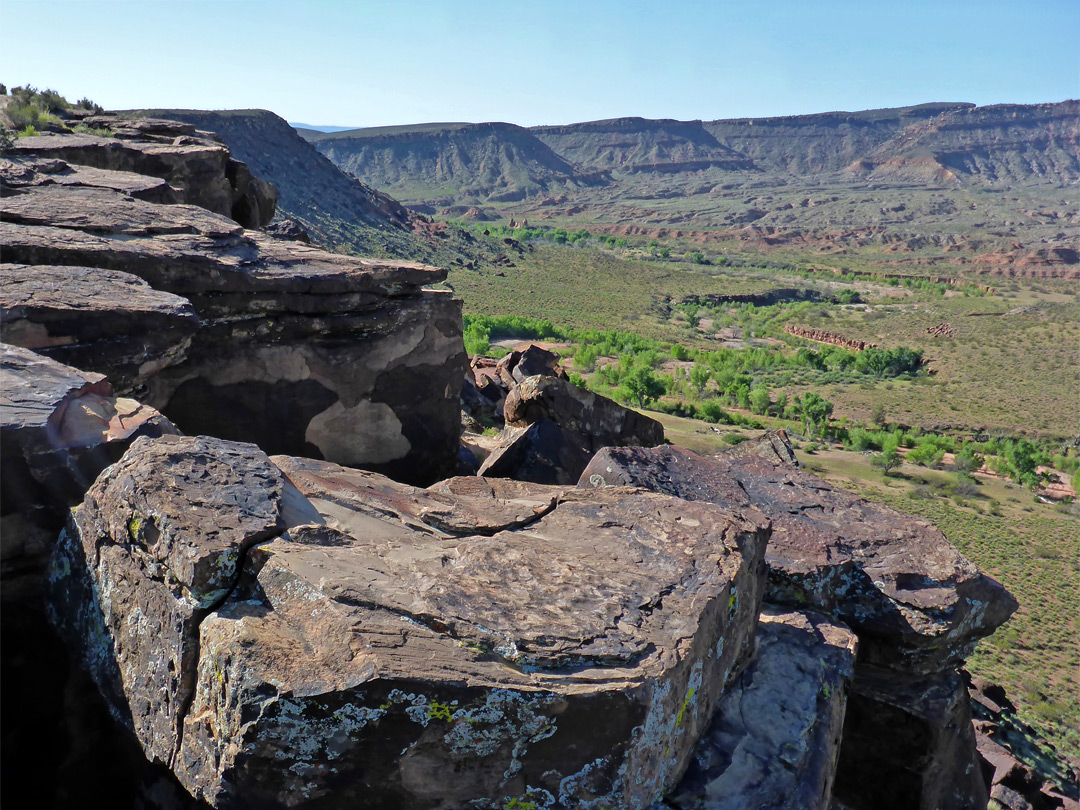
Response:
[579,436,1016,810]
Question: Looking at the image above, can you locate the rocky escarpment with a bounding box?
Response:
[2,107,1031,810]
[1,111,470,808]
[2,117,466,485]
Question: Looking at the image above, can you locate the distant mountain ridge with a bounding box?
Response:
[300,101,1078,201]
[291,100,1078,273]
[307,121,608,204]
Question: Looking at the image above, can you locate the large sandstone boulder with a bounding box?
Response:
[2,142,466,485]
[480,375,664,485]
[46,435,324,768]
[663,605,858,810]
[49,437,770,809]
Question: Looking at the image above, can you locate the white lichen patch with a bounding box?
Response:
[443,690,559,763]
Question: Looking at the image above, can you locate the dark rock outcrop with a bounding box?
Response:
[0,263,199,394]
[1,130,466,485]
[479,375,664,485]
[49,435,770,809]
[663,605,858,810]
[835,666,987,810]
[579,436,1017,810]
[9,114,277,228]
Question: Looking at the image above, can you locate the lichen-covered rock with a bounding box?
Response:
[663,605,858,810]
[480,375,664,485]
[833,667,988,810]
[0,344,177,574]
[579,442,1017,673]
[50,441,770,809]
[45,434,323,769]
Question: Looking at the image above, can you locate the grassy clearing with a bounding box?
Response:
[452,242,1078,439]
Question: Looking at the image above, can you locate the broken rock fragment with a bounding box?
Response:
[480,375,664,485]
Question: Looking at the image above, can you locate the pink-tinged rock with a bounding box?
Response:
[1,344,177,572]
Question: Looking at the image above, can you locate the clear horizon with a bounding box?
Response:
[2,0,1077,129]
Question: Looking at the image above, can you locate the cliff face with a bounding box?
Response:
[854,101,1080,183]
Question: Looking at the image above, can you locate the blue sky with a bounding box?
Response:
[2,0,1076,127]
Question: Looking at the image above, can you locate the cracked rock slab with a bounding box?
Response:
[50,441,769,809]
[663,605,858,810]
[579,442,1017,673]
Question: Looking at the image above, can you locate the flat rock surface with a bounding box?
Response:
[49,439,770,809]
[273,455,562,536]
[0,263,198,342]
[1,155,178,202]
[664,605,858,810]
[579,441,1017,673]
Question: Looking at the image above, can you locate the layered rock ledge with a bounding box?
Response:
[2,119,466,484]
[48,435,770,809]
